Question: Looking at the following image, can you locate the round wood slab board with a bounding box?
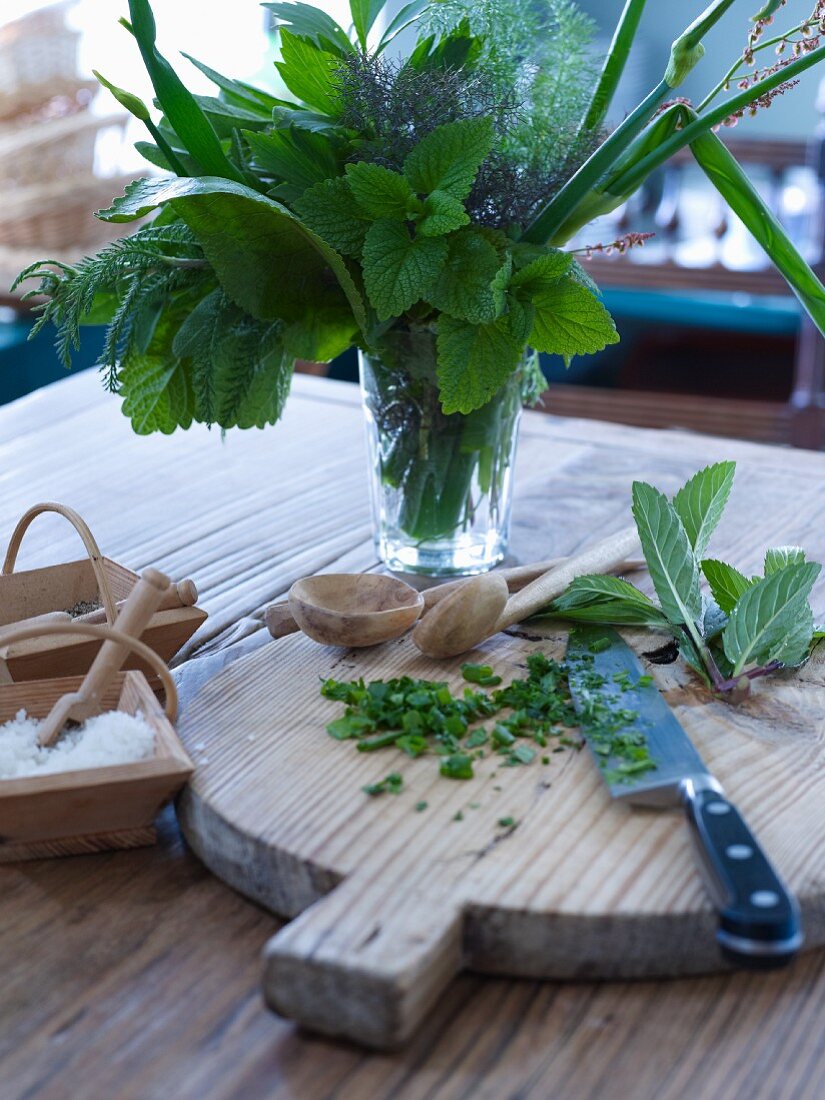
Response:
[176,624,825,1048]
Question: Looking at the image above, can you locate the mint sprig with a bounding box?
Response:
[540,462,823,700]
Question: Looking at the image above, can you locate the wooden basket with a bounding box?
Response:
[0,503,207,686]
[0,620,192,862]
[0,172,140,250]
[0,111,127,190]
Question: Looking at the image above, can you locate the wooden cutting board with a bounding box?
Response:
[176,623,825,1049]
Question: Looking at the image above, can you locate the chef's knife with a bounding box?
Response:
[566,625,802,968]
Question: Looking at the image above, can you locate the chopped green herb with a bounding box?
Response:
[440,753,474,780]
[588,637,612,654]
[637,674,654,687]
[453,810,465,821]
[461,663,503,687]
[415,800,428,812]
[498,816,516,828]
[541,755,550,764]
[363,772,404,796]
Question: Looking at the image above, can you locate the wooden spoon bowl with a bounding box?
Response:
[288,574,425,648]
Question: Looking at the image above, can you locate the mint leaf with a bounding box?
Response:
[672,461,735,559]
[722,562,821,675]
[275,29,340,114]
[120,354,194,434]
[436,311,523,414]
[632,482,703,629]
[362,219,447,320]
[764,546,806,574]
[510,249,571,292]
[417,190,470,236]
[554,574,656,609]
[426,227,506,323]
[345,162,419,220]
[770,602,815,667]
[293,176,369,257]
[701,559,754,613]
[529,279,619,359]
[547,574,670,627]
[403,116,494,200]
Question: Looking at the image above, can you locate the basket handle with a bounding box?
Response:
[2,502,119,626]
[0,621,178,721]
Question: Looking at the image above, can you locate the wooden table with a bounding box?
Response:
[2,371,825,1100]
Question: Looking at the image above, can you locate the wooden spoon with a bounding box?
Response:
[413,527,642,659]
[287,573,424,648]
[265,556,645,639]
[411,573,510,659]
[36,567,170,747]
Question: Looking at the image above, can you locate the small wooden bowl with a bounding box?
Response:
[0,670,192,862]
[288,573,424,647]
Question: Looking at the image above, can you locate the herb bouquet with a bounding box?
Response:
[17,0,825,575]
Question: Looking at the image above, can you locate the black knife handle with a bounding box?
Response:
[682,781,802,969]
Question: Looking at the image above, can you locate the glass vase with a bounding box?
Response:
[359,329,523,576]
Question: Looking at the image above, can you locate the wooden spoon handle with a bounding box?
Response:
[37,567,170,747]
[495,527,642,631]
[76,578,198,624]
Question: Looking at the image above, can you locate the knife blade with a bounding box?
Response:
[566,624,802,969]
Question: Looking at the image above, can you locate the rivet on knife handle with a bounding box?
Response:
[681,779,803,968]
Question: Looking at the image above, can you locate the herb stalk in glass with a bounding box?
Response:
[16,0,825,575]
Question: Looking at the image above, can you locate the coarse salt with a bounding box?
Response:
[0,709,155,780]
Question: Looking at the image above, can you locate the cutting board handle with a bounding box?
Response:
[262,869,463,1049]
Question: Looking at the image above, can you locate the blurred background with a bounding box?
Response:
[1,0,823,447]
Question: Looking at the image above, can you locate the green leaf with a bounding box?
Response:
[98,176,365,332]
[529,279,619,359]
[544,574,670,627]
[120,355,194,434]
[345,162,419,220]
[769,602,815,668]
[540,598,671,628]
[417,190,470,237]
[361,219,447,320]
[510,249,572,292]
[172,289,293,428]
[554,574,658,610]
[403,116,494,200]
[126,0,244,183]
[350,0,384,48]
[293,176,369,257]
[181,53,290,113]
[276,29,340,114]
[376,0,431,53]
[404,19,482,73]
[193,95,272,137]
[722,562,821,675]
[426,227,506,323]
[764,546,806,575]
[264,2,353,56]
[701,559,754,613]
[282,308,358,361]
[244,127,342,194]
[672,461,735,559]
[436,311,523,414]
[632,481,703,629]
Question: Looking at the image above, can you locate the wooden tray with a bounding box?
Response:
[176,623,825,1049]
[0,502,206,684]
[0,664,192,862]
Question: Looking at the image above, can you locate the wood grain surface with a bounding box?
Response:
[2,372,825,1095]
[177,622,825,1047]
